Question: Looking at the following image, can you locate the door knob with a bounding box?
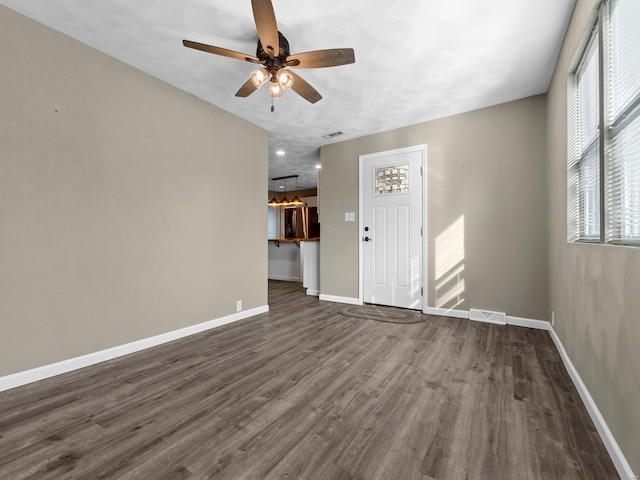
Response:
[363,236,371,242]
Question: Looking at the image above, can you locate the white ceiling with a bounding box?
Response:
[2,0,575,190]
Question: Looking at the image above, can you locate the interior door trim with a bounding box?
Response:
[358,144,428,312]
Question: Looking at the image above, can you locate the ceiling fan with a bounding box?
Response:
[182,0,355,108]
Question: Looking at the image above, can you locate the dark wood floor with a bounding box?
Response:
[0,281,618,479]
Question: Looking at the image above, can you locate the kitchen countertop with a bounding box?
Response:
[268,238,320,242]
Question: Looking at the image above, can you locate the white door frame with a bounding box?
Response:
[359,144,428,313]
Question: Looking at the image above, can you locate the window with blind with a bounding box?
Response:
[568,0,640,246]
[606,0,640,244]
[569,30,601,241]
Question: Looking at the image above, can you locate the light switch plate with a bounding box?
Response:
[344,212,350,222]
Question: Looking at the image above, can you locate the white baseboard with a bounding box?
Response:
[548,327,636,480]
[319,294,361,305]
[306,289,320,297]
[423,306,469,319]
[0,305,269,394]
[268,275,301,282]
[507,315,550,331]
[425,308,551,332]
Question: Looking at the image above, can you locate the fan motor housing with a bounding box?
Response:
[257,31,290,65]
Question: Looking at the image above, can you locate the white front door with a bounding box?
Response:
[361,146,424,310]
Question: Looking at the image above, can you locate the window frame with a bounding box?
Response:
[568,0,640,247]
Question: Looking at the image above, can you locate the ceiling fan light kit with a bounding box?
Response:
[269,80,283,99]
[250,67,269,88]
[182,0,355,109]
[276,69,294,90]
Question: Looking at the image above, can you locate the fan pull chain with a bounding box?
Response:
[271,97,275,113]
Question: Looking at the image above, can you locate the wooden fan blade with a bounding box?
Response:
[288,71,322,104]
[251,0,279,58]
[286,48,355,68]
[235,78,259,97]
[183,40,260,63]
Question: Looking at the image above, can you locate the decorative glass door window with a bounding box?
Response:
[375,165,409,195]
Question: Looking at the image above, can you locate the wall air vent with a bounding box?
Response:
[322,131,344,139]
[469,308,507,325]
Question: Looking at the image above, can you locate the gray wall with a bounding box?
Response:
[547,0,640,472]
[320,95,548,320]
[0,7,268,376]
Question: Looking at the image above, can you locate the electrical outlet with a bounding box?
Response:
[236,300,242,312]
[551,311,555,327]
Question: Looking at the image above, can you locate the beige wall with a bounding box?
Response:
[0,7,268,376]
[547,0,640,473]
[320,95,548,320]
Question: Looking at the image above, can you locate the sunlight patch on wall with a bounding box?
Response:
[435,215,465,309]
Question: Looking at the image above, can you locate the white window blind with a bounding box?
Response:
[606,0,640,243]
[569,30,601,241]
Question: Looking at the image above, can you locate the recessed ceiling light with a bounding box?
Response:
[315,164,322,169]
[276,150,285,156]
[279,185,284,189]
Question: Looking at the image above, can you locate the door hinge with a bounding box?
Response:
[421,287,423,296]
[420,166,423,176]
[420,226,423,236]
